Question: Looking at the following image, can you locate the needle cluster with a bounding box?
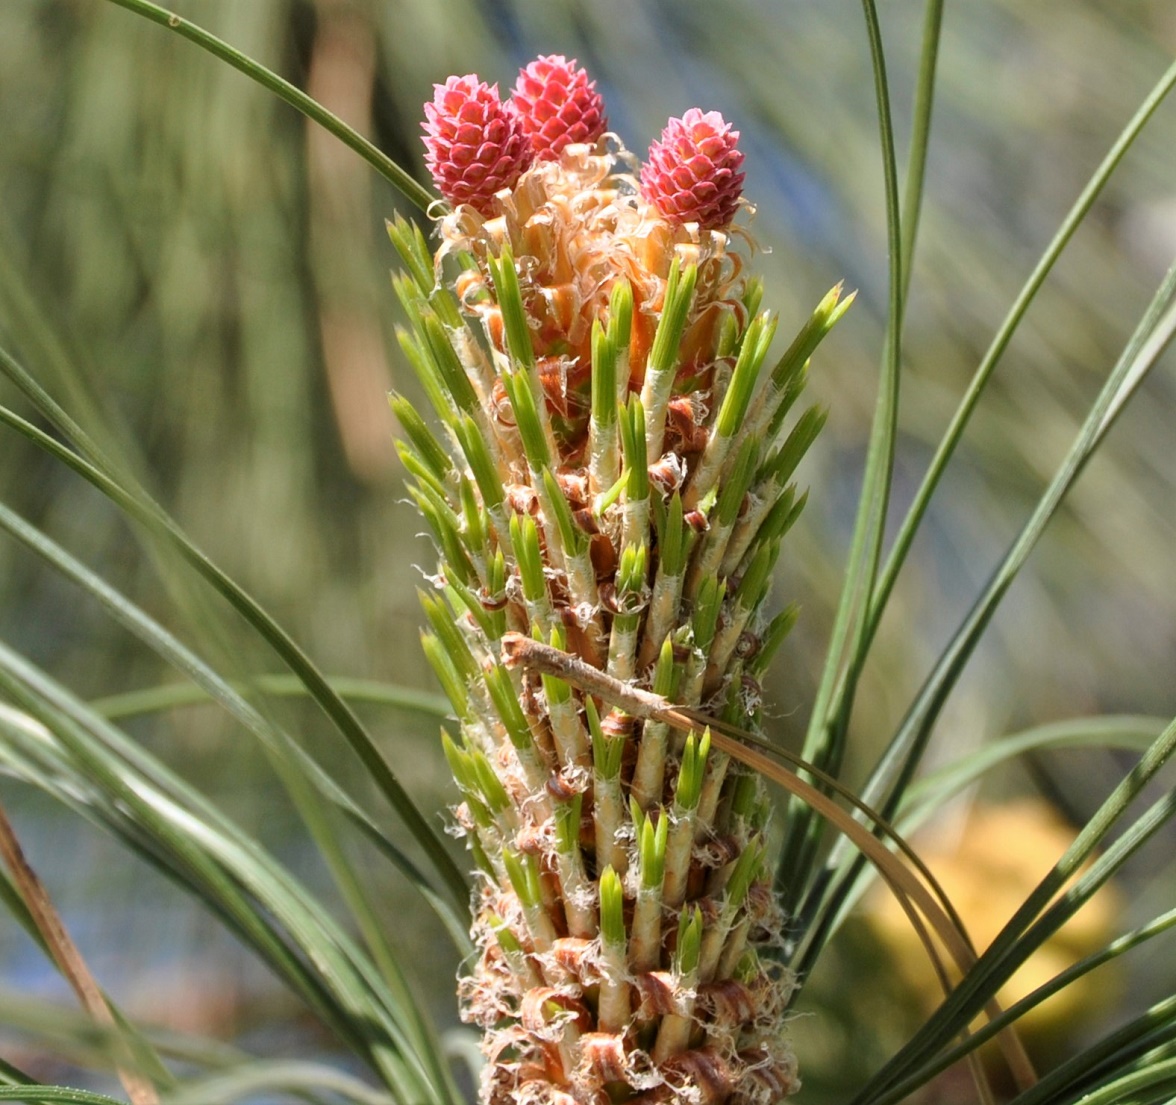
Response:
[394,57,851,1105]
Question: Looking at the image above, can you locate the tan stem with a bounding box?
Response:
[630,886,664,973]
[681,647,708,712]
[564,546,603,622]
[703,605,753,697]
[0,801,159,1105]
[606,615,641,685]
[720,481,777,577]
[683,517,735,602]
[594,775,626,875]
[555,850,597,939]
[631,720,670,810]
[716,914,750,979]
[697,915,729,983]
[523,898,558,954]
[637,570,683,671]
[662,810,697,910]
[547,696,591,769]
[597,941,631,1034]
[693,752,731,842]
[651,983,697,1064]
[683,428,732,512]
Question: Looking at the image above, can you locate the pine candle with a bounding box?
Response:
[392,54,850,1105]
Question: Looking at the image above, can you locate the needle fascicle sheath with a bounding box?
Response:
[538,624,590,768]
[651,905,703,1062]
[631,637,679,810]
[685,311,777,509]
[597,866,630,1033]
[639,490,688,671]
[588,697,627,876]
[629,804,668,972]
[663,729,710,908]
[639,259,697,461]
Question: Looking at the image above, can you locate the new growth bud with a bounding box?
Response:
[512,54,608,161]
[422,75,533,213]
[641,108,746,230]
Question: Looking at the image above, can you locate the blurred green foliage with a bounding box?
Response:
[0,0,1173,1098]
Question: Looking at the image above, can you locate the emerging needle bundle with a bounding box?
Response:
[391,55,850,1105]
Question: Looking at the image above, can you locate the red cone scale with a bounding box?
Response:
[422,75,533,213]
[512,54,608,161]
[641,108,745,230]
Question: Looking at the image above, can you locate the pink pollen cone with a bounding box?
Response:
[422,75,534,214]
[511,55,608,162]
[640,108,745,230]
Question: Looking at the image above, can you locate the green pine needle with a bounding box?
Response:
[619,396,650,501]
[482,665,534,753]
[419,591,479,682]
[553,793,583,854]
[510,514,548,605]
[540,626,573,707]
[692,577,726,654]
[542,467,587,556]
[608,279,634,362]
[674,905,703,976]
[652,637,677,698]
[422,312,479,414]
[396,327,452,425]
[656,491,688,577]
[675,729,711,812]
[591,320,618,427]
[716,435,763,528]
[454,415,506,514]
[469,748,512,816]
[762,405,828,486]
[487,245,536,371]
[716,314,778,439]
[598,866,626,948]
[749,604,801,679]
[588,698,625,780]
[640,813,669,889]
[389,396,453,483]
[502,850,542,910]
[500,368,551,473]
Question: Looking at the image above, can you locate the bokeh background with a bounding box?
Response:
[1,1,1174,1101]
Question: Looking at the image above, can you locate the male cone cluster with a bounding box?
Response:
[395,54,850,1105]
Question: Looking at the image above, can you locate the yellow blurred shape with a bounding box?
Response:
[866,798,1121,1040]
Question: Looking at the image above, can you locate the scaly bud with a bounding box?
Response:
[422,75,533,213]
[641,108,745,230]
[511,54,607,161]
